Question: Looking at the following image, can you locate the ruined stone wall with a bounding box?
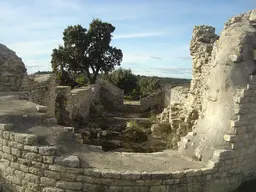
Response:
[188,25,219,119]
[0,44,27,92]
[71,87,93,121]
[97,78,124,111]
[157,26,219,148]
[140,89,165,110]
[55,84,101,123]
[169,86,189,106]
[30,75,56,117]
[179,9,256,162]
[19,74,57,117]
[0,121,254,192]
[164,85,172,108]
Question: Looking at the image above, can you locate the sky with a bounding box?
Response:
[1,0,255,79]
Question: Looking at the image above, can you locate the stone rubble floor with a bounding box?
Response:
[77,149,206,172]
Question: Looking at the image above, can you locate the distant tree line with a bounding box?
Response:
[104,68,191,100]
[104,68,161,100]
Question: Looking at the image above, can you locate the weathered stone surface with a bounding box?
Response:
[0,44,27,91]
[55,155,80,168]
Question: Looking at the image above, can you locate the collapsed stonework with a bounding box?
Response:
[0,8,256,192]
[0,44,27,92]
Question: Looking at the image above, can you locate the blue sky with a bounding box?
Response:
[1,0,255,79]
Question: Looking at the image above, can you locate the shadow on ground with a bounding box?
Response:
[234,179,256,192]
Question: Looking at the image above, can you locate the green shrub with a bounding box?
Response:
[149,113,157,122]
[75,75,88,86]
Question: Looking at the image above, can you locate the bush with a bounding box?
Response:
[125,121,148,142]
[138,76,161,97]
[75,75,88,86]
[105,68,138,96]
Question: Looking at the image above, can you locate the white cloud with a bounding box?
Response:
[6,39,62,58]
[113,32,167,39]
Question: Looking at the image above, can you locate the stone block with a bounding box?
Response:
[114,179,136,186]
[56,181,83,190]
[60,172,76,181]
[185,169,202,177]
[29,167,41,175]
[36,105,48,113]
[2,131,10,140]
[223,134,237,142]
[2,146,11,154]
[44,170,60,180]
[15,133,37,145]
[0,124,13,131]
[11,148,21,157]
[24,173,40,184]
[141,171,152,179]
[8,141,24,150]
[20,164,29,173]
[6,175,22,185]
[101,169,121,179]
[55,156,80,168]
[83,183,109,192]
[66,167,83,174]
[39,146,57,156]
[120,171,141,180]
[84,168,102,177]
[40,177,56,187]
[43,156,55,164]
[171,171,185,179]
[14,170,25,178]
[143,179,163,186]
[24,145,38,153]
[22,151,42,162]
[150,186,166,192]
[42,188,64,192]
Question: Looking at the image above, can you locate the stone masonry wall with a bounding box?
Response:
[56,84,101,123]
[97,78,124,111]
[140,89,165,111]
[71,87,93,121]
[0,120,254,192]
[163,85,172,108]
[19,74,56,117]
[179,9,256,162]
[188,25,219,119]
[0,44,27,92]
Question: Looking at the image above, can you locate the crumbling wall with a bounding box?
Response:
[164,85,172,108]
[71,87,93,121]
[0,44,27,92]
[183,25,219,131]
[29,75,56,117]
[97,78,124,111]
[179,9,256,162]
[140,89,164,110]
[156,26,219,149]
[55,84,101,124]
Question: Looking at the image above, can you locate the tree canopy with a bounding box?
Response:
[51,19,123,84]
[105,68,138,95]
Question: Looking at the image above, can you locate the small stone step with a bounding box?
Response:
[42,118,57,126]
[36,105,48,113]
[0,123,13,131]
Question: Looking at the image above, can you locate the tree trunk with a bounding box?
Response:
[85,68,94,84]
